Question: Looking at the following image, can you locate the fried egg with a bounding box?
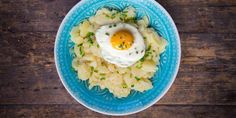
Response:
[95,23,145,67]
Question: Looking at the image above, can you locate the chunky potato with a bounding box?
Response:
[133,78,153,92]
[141,60,156,72]
[79,20,92,37]
[77,64,91,80]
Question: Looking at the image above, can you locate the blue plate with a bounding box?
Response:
[55,0,181,116]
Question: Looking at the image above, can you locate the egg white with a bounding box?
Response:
[95,23,145,67]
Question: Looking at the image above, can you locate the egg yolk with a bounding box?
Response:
[110,30,134,50]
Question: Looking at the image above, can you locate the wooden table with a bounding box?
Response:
[0,0,236,117]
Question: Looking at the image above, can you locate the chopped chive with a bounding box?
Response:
[136,63,142,69]
[135,76,141,81]
[78,44,85,57]
[147,45,151,51]
[125,17,137,24]
[86,32,94,37]
[97,44,100,48]
[94,70,98,73]
[99,73,106,76]
[77,43,83,47]
[141,45,152,60]
[119,13,128,21]
[90,67,94,76]
[122,84,128,88]
[131,84,134,87]
[140,57,145,62]
[136,60,143,69]
[87,38,93,46]
[86,32,94,46]
[110,13,116,19]
[100,77,106,80]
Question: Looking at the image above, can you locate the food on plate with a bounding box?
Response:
[70,7,167,98]
[96,23,145,67]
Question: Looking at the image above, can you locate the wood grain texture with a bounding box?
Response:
[0,105,235,118]
[1,0,236,33]
[0,0,236,117]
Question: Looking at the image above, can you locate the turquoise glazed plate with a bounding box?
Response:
[55,0,181,116]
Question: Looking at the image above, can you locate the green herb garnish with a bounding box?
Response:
[135,76,141,81]
[77,43,85,57]
[87,38,93,46]
[110,13,117,19]
[90,67,94,76]
[119,12,128,21]
[125,17,137,24]
[78,43,83,47]
[105,12,117,19]
[99,73,106,76]
[100,77,106,80]
[122,84,128,88]
[86,32,95,46]
[141,45,152,61]
[140,57,145,62]
[136,62,143,69]
[147,45,151,51]
[94,70,98,73]
[105,14,110,18]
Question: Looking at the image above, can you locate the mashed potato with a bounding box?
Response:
[70,7,167,98]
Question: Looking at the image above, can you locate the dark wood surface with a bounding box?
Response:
[0,0,236,117]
